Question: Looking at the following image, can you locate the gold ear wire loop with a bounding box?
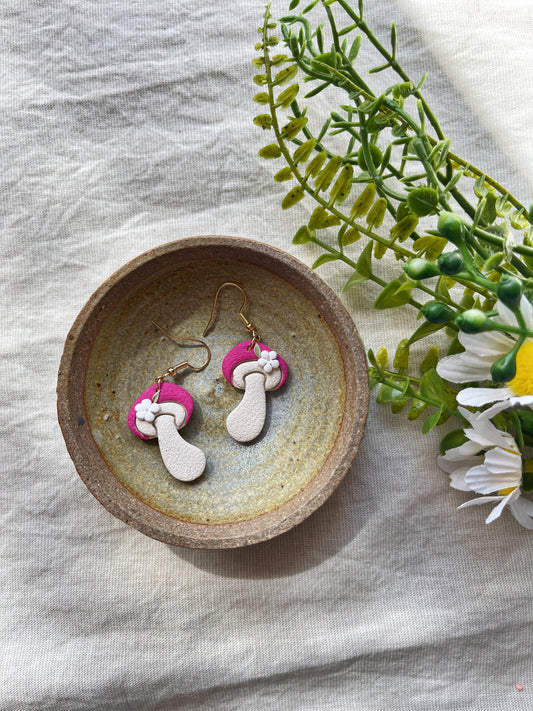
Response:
[150,321,211,398]
[202,282,261,349]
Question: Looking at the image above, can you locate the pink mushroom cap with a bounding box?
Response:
[221,340,289,388]
[128,381,194,440]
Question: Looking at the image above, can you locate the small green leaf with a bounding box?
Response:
[376,346,388,368]
[366,197,387,229]
[312,253,339,269]
[420,345,439,375]
[419,368,446,402]
[406,187,439,217]
[356,241,373,278]
[253,114,272,130]
[305,151,327,178]
[281,185,305,209]
[373,279,412,310]
[253,92,270,105]
[292,225,314,244]
[412,235,447,260]
[308,206,341,230]
[271,54,288,66]
[293,138,316,164]
[422,406,444,434]
[258,144,282,159]
[341,227,361,246]
[280,116,308,140]
[329,164,353,204]
[474,174,489,198]
[274,167,294,182]
[342,270,368,290]
[273,65,298,86]
[276,84,299,109]
[288,0,300,8]
[348,35,362,63]
[393,338,409,370]
[350,184,376,218]
[252,57,264,69]
[390,215,418,242]
[315,156,343,192]
[254,343,262,357]
[406,321,444,346]
[253,74,268,86]
[408,397,427,421]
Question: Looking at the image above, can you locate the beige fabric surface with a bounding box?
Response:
[2,1,532,709]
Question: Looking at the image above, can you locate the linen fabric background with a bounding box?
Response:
[2,1,533,709]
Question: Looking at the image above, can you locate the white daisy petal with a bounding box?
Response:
[518,296,533,330]
[261,351,269,359]
[465,451,520,494]
[496,299,520,328]
[264,363,273,373]
[509,498,533,529]
[459,330,513,357]
[144,411,155,423]
[457,387,513,407]
[485,489,518,524]
[483,447,522,478]
[257,358,267,367]
[149,402,161,414]
[270,359,279,369]
[437,354,493,383]
[458,495,504,509]
[440,441,482,461]
[480,395,533,421]
[448,466,479,491]
[269,351,277,360]
[464,464,500,495]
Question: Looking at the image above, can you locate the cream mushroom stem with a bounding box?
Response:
[226,371,268,443]
[135,401,205,482]
[226,360,283,443]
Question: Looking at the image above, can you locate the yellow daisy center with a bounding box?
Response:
[508,341,533,396]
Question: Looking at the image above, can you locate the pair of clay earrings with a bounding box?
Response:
[127,283,289,482]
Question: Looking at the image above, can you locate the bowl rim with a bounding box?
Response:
[57,235,369,548]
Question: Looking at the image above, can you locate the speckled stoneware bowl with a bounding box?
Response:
[57,236,369,548]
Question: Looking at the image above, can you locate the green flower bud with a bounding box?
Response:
[437,250,464,276]
[403,258,440,280]
[421,301,455,324]
[496,274,523,311]
[455,308,488,334]
[491,349,517,383]
[437,212,465,245]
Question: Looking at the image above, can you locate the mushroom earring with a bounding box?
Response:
[127,323,211,482]
[203,283,289,443]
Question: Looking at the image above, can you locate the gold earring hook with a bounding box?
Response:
[150,321,211,397]
[202,282,261,348]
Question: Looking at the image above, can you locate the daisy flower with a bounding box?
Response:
[437,296,533,411]
[438,407,533,528]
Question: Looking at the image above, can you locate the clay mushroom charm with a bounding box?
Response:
[128,382,205,482]
[222,341,289,443]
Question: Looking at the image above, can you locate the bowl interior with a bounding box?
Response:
[58,238,368,547]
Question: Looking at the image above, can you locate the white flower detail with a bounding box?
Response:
[134,398,161,423]
[257,350,280,374]
[437,296,533,410]
[438,407,533,528]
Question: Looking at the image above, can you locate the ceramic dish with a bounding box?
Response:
[57,236,369,548]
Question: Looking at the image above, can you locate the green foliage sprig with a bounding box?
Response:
[253,0,533,443]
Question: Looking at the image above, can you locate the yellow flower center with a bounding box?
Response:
[508,341,533,396]
[498,486,517,496]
